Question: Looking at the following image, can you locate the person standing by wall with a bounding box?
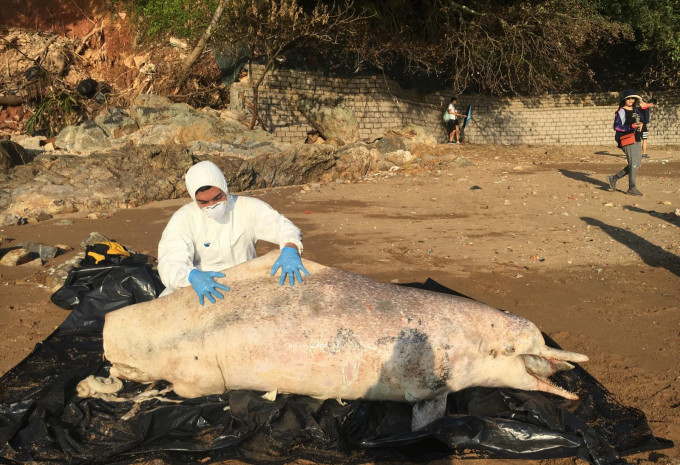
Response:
[639,98,657,159]
[443,97,467,144]
[607,89,645,196]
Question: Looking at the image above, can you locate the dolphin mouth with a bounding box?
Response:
[522,347,589,400]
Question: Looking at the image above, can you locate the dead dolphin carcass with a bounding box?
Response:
[102,251,587,428]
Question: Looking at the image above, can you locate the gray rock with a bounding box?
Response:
[0,213,21,226]
[327,144,377,181]
[0,96,452,227]
[56,120,111,154]
[131,94,194,126]
[34,170,69,185]
[374,132,407,154]
[0,248,31,266]
[20,241,60,260]
[0,139,33,173]
[385,150,416,166]
[50,95,275,155]
[80,232,111,250]
[297,96,359,144]
[454,156,474,167]
[0,135,418,226]
[188,140,280,158]
[129,112,220,146]
[391,125,437,151]
[95,107,139,138]
[9,135,46,152]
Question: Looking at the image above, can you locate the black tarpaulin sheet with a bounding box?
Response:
[0,276,673,464]
[50,264,165,335]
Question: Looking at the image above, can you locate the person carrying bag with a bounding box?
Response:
[607,89,645,196]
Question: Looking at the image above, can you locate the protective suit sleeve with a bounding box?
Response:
[242,197,303,254]
[158,207,198,293]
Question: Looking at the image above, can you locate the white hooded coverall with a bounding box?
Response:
[157,161,303,296]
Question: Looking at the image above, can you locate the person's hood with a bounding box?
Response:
[185,161,229,201]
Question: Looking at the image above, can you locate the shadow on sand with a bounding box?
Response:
[622,205,680,227]
[593,150,625,159]
[558,169,611,191]
[580,216,680,277]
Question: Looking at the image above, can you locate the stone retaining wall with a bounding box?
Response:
[230,65,680,146]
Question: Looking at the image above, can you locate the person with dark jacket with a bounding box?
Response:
[607,89,645,196]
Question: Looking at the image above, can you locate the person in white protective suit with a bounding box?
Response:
[158,160,309,305]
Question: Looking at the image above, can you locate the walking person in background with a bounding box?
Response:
[639,98,657,159]
[607,89,645,196]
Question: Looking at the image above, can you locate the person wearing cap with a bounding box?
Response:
[157,160,309,305]
[607,89,645,196]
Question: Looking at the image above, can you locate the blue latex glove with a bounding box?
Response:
[188,269,230,306]
[270,247,310,286]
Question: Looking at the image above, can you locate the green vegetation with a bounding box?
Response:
[594,0,680,88]
[133,0,218,39]
[24,91,80,137]
[127,0,679,93]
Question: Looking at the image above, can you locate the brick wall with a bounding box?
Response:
[230,65,680,146]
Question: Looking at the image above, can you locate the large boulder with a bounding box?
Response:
[0,248,31,266]
[296,96,359,144]
[373,132,407,154]
[55,120,112,154]
[0,146,194,224]
[128,112,222,146]
[0,140,33,174]
[375,125,437,156]
[129,94,193,126]
[94,107,139,138]
[331,145,377,181]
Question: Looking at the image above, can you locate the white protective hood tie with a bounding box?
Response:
[185,161,229,201]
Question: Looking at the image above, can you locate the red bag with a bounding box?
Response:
[620,132,636,147]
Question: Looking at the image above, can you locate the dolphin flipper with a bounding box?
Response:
[411,393,448,431]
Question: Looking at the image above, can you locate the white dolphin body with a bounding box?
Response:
[103,252,588,414]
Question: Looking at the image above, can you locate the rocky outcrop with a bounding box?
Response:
[1,93,449,226]
[55,94,275,155]
[1,143,375,225]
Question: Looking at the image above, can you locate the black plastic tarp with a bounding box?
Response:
[50,264,165,335]
[0,273,673,464]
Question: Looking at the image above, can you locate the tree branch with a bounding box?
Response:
[176,0,227,85]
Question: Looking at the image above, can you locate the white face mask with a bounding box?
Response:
[203,201,227,219]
